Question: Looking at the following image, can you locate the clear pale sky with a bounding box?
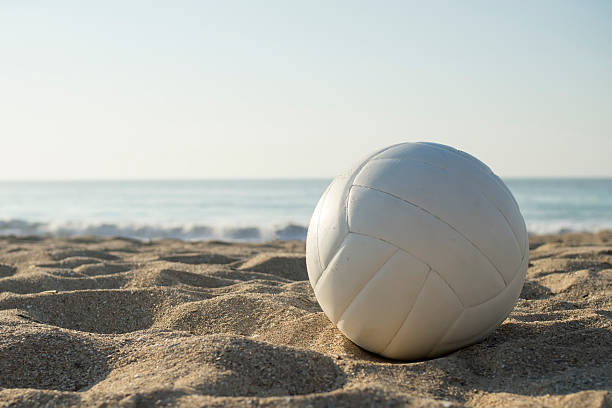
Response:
[1,1,610,179]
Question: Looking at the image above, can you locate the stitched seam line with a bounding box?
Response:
[345,143,405,229]
[313,232,349,290]
[334,247,399,325]
[352,184,509,286]
[425,307,464,358]
[349,230,528,309]
[368,155,523,253]
[380,266,431,355]
[347,231,466,307]
[416,142,523,225]
[315,143,403,282]
[426,249,529,354]
[411,143,525,255]
[416,142,510,200]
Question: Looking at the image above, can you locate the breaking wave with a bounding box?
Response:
[526,220,612,235]
[0,219,308,242]
[1,218,611,242]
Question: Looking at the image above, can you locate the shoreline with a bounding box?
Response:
[1,227,611,244]
[0,232,610,407]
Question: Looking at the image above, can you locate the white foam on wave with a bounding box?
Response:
[1,218,610,241]
[0,219,309,242]
[526,220,612,235]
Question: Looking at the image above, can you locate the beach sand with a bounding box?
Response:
[0,232,610,407]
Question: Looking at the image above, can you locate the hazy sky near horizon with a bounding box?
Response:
[1,1,611,179]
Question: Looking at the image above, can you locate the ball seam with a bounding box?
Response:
[334,247,400,326]
[348,230,468,306]
[366,156,524,255]
[352,184,509,286]
[380,266,432,355]
[427,244,529,356]
[416,141,526,256]
[315,143,402,277]
[348,230,527,309]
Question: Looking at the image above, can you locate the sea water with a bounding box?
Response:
[0,179,610,241]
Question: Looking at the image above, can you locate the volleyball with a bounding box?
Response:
[306,142,528,360]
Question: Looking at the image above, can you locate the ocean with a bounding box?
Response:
[1,179,610,241]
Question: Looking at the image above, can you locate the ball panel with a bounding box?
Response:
[427,239,529,358]
[373,143,527,255]
[418,142,528,255]
[306,145,404,284]
[312,144,402,275]
[381,270,463,360]
[314,233,397,324]
[492,173,528,256]
[306,184,329,288]
[315,174,351,272]
[347,186,506,307]
[417,142,493,174]
[428,141,521,214]
[354,157,522,280]
[432,258,526,351]
[336,249,429,354]
[372,142,451,167]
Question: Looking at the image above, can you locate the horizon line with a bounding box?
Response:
[0,176,611,182]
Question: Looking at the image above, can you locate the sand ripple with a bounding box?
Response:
[0,233,610,407]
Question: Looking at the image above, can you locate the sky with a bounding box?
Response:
[1,1,611,180]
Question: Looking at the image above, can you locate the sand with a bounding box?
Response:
[0,232,610,407]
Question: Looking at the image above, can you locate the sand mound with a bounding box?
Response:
[159,253,238,265]
[74,262,133,276]
[158,269,237,289]
[0,271,129,294]
[0,264,16,278]
[156,292,309,336]
[48,249,121,261]
[238,253,307,281]
[0,234,609,407]
[0,288,204,334]
[92,335,344,398]
[0,327,112,391]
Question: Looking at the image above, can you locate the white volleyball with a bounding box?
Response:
[306,142,528,360]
